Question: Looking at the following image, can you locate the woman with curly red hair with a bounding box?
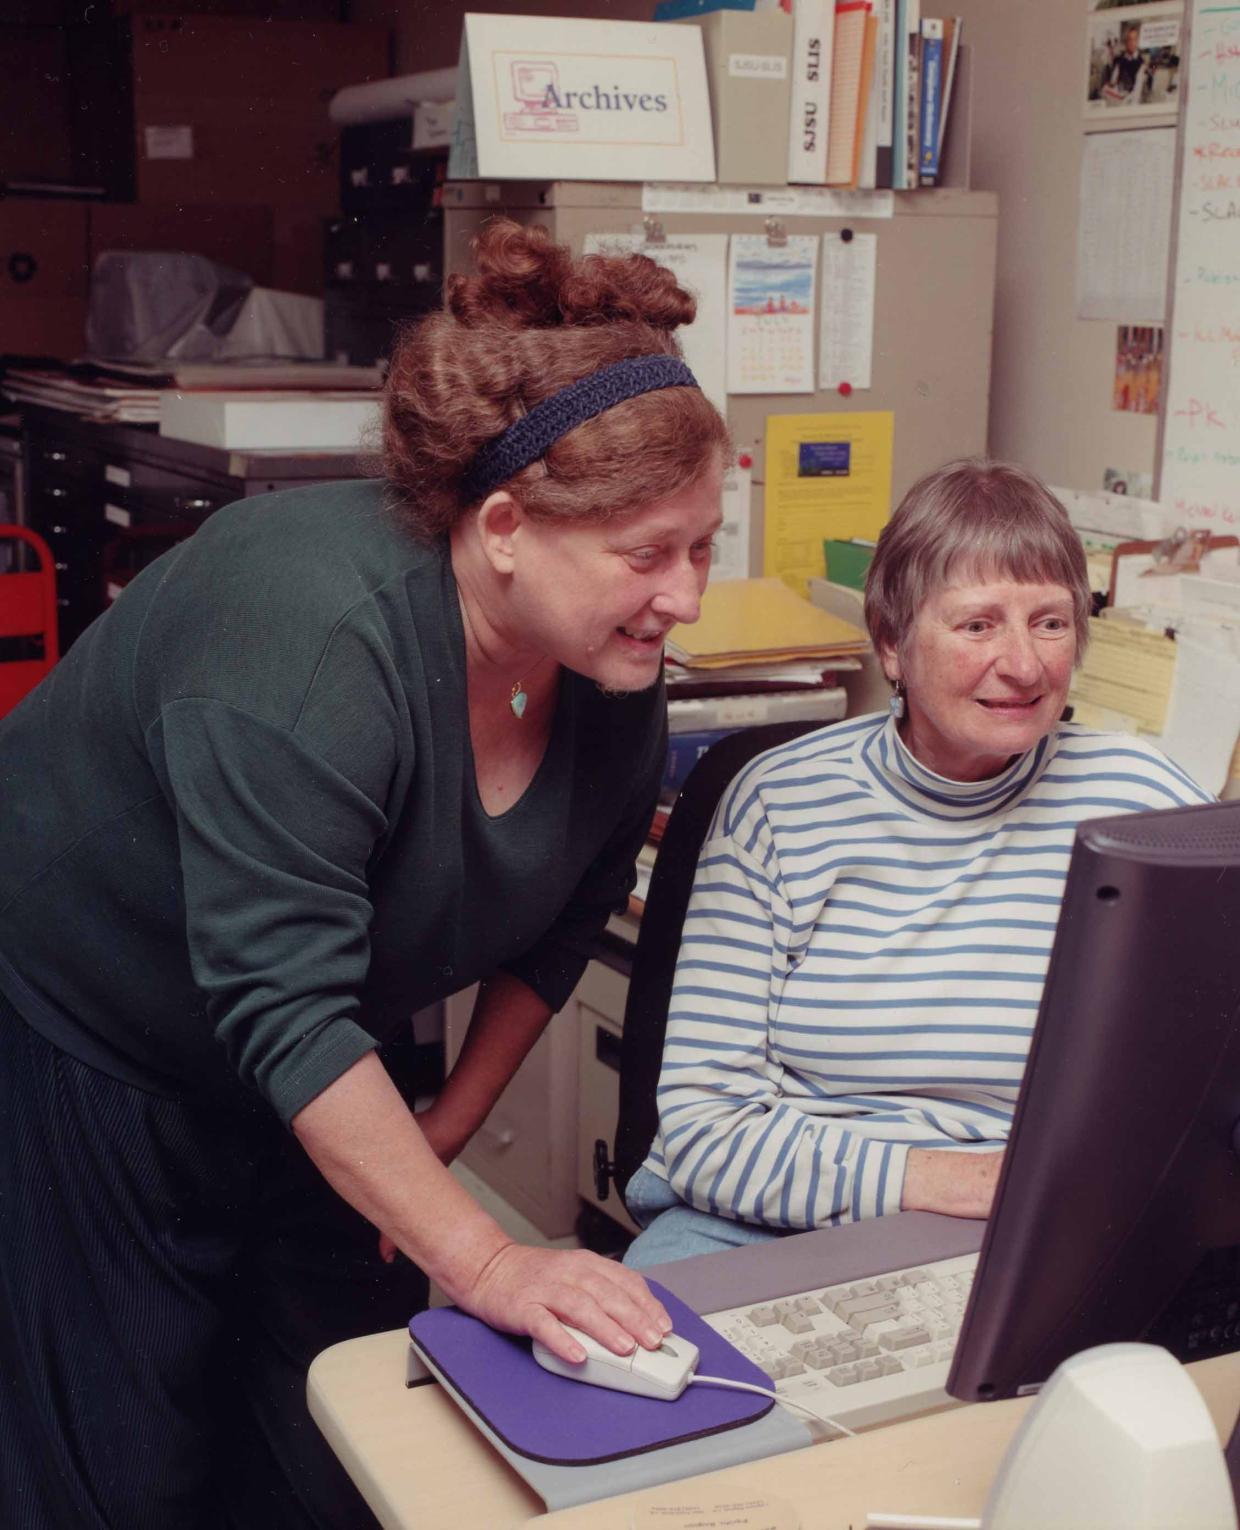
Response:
[0,220,729,1529]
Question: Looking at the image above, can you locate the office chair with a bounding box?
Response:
[593,719,823,1216]
[0,525,59,720]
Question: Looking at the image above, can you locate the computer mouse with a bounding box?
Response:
[531,1325,700,1401]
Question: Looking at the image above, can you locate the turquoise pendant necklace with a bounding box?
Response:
[509,681,528,720]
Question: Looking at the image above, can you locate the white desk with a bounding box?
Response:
[307,1217,1240,1529]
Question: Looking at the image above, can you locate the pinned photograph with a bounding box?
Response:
[1103,466,1155,498]
[1113,325,1164,414]
[1084,3,1182,125]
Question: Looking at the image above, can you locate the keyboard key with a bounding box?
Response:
[878,1326,933,1351]
[826,1364,861,1386]
[832,1291,901,1323]
[747,1306,779,1327]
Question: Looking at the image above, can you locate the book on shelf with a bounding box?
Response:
[854,11,880,187]
[936,17,963,179]
[903,2,921,188]
[786,0,835,184]
[891,0,920,189]
[825,1,876,189]
[871,0,896,188]
[917,17,944,186]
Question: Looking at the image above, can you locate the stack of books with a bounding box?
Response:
[661,575,869,794]
[784,0,964,190]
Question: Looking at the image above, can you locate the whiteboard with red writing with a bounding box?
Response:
[1160,0,1240,529]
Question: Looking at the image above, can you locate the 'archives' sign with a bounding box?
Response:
[449,13,716,183]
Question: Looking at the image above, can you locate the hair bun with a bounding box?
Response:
[446,217,696,333]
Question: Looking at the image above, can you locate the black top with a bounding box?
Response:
[0,480,665,1123]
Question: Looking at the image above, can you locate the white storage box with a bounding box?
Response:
[159,389,381,450]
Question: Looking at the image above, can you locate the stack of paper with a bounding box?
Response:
[0,359,385,428]
[667,576,870,669]
[0,367,162,424]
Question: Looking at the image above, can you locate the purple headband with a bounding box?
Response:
[460,353,700,503]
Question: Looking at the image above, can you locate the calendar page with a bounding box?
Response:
[726,234,818,396]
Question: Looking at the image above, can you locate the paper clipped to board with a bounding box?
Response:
[764,410,894,597]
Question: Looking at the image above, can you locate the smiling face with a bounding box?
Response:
[881,573,1077,781]
[504,458,725,693]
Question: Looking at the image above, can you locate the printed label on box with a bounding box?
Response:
[458,13,714,181]
[728,53,788,79]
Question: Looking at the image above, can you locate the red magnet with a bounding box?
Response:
[737,452,753,470]
[838,381,853,398]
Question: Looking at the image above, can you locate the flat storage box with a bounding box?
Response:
[158,390,381,451]
[676,9,793,186]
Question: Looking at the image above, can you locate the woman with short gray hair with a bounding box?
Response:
[625,457,1209,1268]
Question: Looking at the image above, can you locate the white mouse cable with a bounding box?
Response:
[688,1374,857,1437]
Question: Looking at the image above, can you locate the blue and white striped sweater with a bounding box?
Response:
[639,712,1210,1232]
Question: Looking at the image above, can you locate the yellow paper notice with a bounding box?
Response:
[763,411,894,597]
[1068,617,1176,735]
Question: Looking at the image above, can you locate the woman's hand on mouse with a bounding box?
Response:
[456,1242,673,1364]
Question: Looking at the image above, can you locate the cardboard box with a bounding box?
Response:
[130,15,390,210]
[678,10,793,186]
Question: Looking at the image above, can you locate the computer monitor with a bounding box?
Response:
[949,797,1240,1446]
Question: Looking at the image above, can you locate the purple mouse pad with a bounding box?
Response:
[408,1281,774,1466]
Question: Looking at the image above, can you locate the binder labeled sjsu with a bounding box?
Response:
[787,0,835,184]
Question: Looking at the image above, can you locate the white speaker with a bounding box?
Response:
[984,1343,1237,1530]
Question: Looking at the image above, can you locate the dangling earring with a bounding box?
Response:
[889,679,905,721]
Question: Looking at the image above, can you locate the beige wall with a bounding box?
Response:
[948,0,1161,492]
[355,0,1165,495]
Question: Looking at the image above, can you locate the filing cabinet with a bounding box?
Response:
[20,405,377,652]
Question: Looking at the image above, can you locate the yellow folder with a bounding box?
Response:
[668,577,869,668]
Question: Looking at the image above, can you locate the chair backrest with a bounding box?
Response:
[611,719,822,1200]
[0,524,59,720]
